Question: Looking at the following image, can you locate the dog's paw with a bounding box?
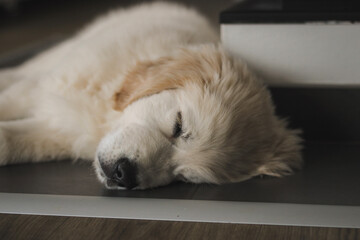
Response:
[0,129,9,166]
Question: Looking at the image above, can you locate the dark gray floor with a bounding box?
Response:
[1,143,359,206]
[0,0,234,56]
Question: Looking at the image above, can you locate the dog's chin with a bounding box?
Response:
[105,179,149,190]
[102,174,177,190]
[94,167,137,190]
[105,179,127,190]
[103,178,151,190]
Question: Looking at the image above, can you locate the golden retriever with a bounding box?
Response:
[0,3,302,189]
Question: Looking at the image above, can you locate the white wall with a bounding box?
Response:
[221,23,360,87]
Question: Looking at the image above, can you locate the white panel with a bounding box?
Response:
[1,193,360,228]
[221,24,360,87]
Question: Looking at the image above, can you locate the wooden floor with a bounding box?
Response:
[0,214,359,240]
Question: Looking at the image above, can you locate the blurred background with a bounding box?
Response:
[0,0,236,57]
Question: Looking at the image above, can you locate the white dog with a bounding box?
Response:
[0,2,302,189]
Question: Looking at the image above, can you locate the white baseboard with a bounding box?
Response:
[1,193,360,228]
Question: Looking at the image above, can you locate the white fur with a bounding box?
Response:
[0,3,302,189]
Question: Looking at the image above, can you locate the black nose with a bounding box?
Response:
[99,157,138,190]
[112,158,138,189]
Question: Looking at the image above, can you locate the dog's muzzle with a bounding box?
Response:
[99,157,138,190]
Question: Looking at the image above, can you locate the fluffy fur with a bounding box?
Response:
[0,3,302,189]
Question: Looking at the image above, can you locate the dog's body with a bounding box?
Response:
[0,3,302,189]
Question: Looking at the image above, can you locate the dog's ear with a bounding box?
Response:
[113,56,196,111]
[256,128,303,177]
[112,47,220,111]
[113,58,171,111]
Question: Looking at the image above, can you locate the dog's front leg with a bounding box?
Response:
[0,118,75,166]
[0,68,23,92]
[0,76,37,121]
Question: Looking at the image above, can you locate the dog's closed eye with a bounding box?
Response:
[173,111,182,138]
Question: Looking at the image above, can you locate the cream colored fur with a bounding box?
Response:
[0,2,302,189]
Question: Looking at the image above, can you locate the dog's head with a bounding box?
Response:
[94,45,302,190]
